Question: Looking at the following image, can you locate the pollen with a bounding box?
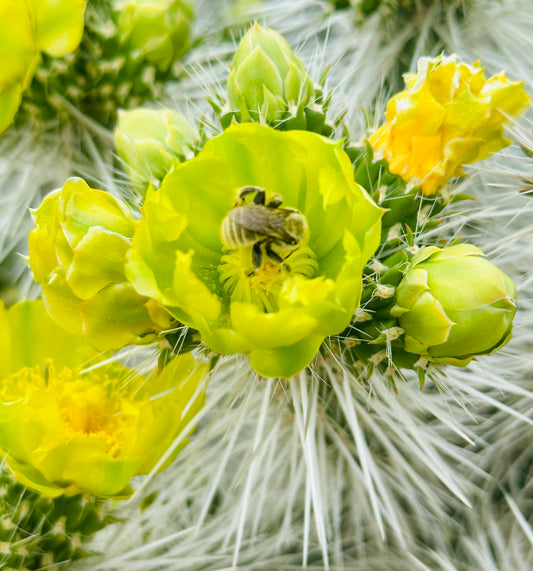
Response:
[60,382,121,448]
[0,360,128,457]
[249,260,286,294]
[219,244,318,312]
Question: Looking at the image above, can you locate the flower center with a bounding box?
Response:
[219,244,318,313]
[1,361,128,456]
[218,186,317,312]
[60,382,119,441]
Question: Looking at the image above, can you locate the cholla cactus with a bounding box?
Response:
[3,11,531,569]
[19,0,194,127]
[28,178,173,351]
[331,0,469,16]
[0,467,113,569]
[114,107,197,192]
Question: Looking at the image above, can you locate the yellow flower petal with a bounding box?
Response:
[33,0,86,57]
[0,348,207,497]
[369,54,530,195]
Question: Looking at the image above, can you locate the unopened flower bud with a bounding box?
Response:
[227,23,315,123]
[114,107,197,189]
[113,0,194,72]
[391,244,517,364]
[28,178,172,351]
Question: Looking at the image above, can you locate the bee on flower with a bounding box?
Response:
[126,123,384,378]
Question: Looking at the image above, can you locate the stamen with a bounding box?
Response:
[1,361,124,456]
[219,245,318,313]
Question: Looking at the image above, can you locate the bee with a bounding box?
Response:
[221,186,308,271]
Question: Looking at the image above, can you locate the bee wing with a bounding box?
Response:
[233,205,272,233]
[264,210,298,243]
[234,206,296,243]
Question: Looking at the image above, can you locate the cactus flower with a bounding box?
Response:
[114,107,197,190]
[28,178,173,351]
[0,0,86,133]
[391,244,517,365]
[33,0,87,58]
[113,0,194,72]
[227,23,315,123]
[0,299,208,498]
[368,55,530,195]
[126,123,383,378]
[0,2,38,132]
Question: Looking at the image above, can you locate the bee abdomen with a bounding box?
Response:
[221,209,257,248]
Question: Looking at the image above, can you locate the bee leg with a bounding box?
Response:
[265,244,285,267]
[279,249,297,272]
[266,194,283,208]
[253,189,267,205]
[238,186,265,205]
[249,240,264,274]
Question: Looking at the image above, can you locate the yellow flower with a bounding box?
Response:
[0,299,208,498]
[0,1,38,132]
[126,123,383,378]
[0,0,86,133]
[28,177,173,351]
[33,0,87,57]
[368,54,530,195]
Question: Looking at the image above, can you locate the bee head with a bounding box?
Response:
[285,211,308,245]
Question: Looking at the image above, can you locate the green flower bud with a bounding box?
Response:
[126,123,383,378]
[391,244,517,365]
[227,23,315,123]
[114,107,197,190]
[28,178,173,351]
[113,0,194,72]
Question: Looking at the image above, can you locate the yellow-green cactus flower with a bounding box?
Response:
[391,244,517,365]
[33,0,87,58]
[126,123,383,378]
[0,299,207,498]
[228,23,315,123]
[0,0,86,133]
[28,177,173,351]
[114,0,194,72]
[368,55,530,195]
[0,1,38,132]
[114,107,197,190]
